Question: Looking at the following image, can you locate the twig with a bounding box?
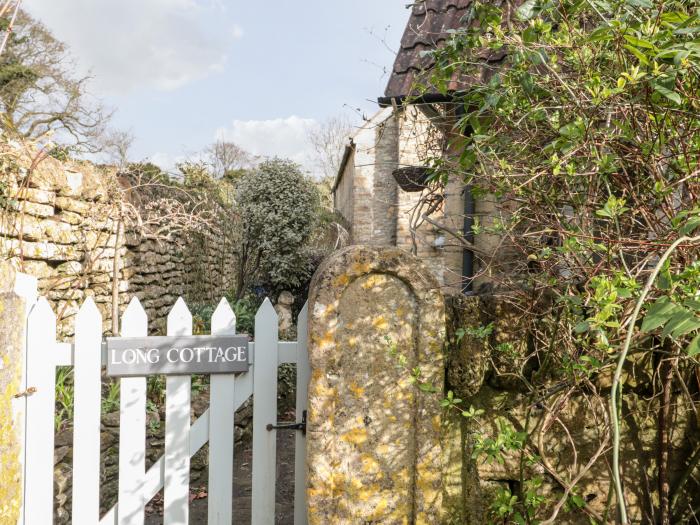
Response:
[0,0,22,56]
[420,213,488,255]
[610,234,700,524]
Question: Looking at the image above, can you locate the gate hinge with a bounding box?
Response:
[267,410,306,435]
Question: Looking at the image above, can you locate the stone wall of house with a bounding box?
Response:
[333,105,529,294]
[0,143,236,336]
[333,106,468,292]
[333,108,394,244]
[394,105,467,289]
[333,152,355,234]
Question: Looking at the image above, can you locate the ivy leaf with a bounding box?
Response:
[679,216,700,235]
[516,0,538,21]
[623,34,655,49]
[653,83,682,105]
[641,297,682,332]
[623,44,650,65]
[570,494,586,508]
[513,513,527,525]
[687,334,700,357]
[574,321,590,333]
[661,309,700,338]
[683,299,700,312]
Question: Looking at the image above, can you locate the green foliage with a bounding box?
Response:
[418,0,700,520]
[191,294,259,336]
[235,158,320,296]
[102,379,120,414]
[0,178,16,211]
[473,419,527,465]
[641,261,700,355]
[55,367,74,431]
[455,323,494,343]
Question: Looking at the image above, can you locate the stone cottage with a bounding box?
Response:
[332,0,508,292]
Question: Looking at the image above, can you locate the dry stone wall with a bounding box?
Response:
[0,143,236,336]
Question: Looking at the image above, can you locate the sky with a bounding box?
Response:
[23,0,410,174]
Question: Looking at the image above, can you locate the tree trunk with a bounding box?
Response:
[658,344,678,525]
[111,218,123,335]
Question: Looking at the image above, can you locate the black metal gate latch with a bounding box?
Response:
[267,410,307,435]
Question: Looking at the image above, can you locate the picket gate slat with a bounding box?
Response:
[23,298,57,525]
[72,298,103,524]
[294,302,310,525]
[208,298,237,525]
[18,289,310,525]
[101,405,214,525]
[251,299,279,524]
[118,298,148,525]
[164,298,193,525]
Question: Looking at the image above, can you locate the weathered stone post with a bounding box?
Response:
[0,263,28,523]
[306,246,446,524]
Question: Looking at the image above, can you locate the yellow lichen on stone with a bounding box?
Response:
[366,499,389,520]
[348,382,365,397]
[372,316,389,330]
[376,443,390,455]
[306,246,445,524]
[0,287,24,525]
[317,330,335,351]
[341,427,368,445]
[349,261,372,275]
[333,273,350,287]
[360,453,380,474]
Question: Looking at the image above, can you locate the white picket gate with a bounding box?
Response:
[14,274,310,525]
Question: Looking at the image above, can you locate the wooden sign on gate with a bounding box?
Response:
[106,335,250,376]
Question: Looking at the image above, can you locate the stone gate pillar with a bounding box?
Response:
[306,246,446,524]
[0,263,28,522]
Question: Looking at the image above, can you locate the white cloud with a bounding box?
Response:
[215,116,320,172]
[230,24,244,39]
[24,0,241,95]
[148,152,176,172]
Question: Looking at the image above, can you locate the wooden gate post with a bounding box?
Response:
[0,263,35,524]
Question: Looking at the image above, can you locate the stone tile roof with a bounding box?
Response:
[383,0,508,101]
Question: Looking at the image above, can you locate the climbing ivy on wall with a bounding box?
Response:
[416,0,700,523]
